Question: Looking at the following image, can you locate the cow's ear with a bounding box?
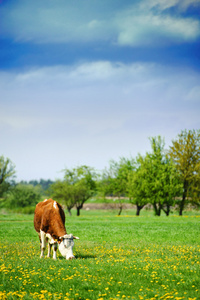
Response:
[73,236,79,240]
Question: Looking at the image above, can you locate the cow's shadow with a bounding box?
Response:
[59,253,96,260]
[76,253,96,259]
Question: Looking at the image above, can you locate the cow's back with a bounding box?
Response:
[34,199,65,234]
[34,199,53,232]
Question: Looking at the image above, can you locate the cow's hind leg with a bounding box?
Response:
[40,230,46,258]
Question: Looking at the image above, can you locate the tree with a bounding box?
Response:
[63,166,97,216]
[189,161,200,206]
[127,156,149,216]
[20,179,54,194]
[6,184,42,209]
[99,158,135,215]
[169,129,200,215]
[50,180,75,216]
[147,136,182,216]
[134,137,181,216]
[138,137,166,216]
[159,156,183,216]
[0,156,16,198]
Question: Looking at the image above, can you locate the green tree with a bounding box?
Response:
[0,156,15,197]
[6,184,42,209]
[127,155,149,216]
[160,156,183,215]
[20,179,54,195]
[99,158,135,215]
[189,161,200,206]
[143,137,168,216]
[169,129,200,215]
[50,180,75,216]
[136,137,181,216]
[63,165,97,216]
[38,179,54,192]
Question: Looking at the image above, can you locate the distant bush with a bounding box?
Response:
[5,184,42,209]
[12,206,36,214]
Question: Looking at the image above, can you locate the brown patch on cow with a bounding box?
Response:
[34,199,67,240]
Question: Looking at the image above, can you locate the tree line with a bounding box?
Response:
[20,179,54,191]
[0,129,200,216]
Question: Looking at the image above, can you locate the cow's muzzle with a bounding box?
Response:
[68,256,75,260]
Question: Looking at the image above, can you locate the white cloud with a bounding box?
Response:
[0,61,200,180]
[115,4,200,46]
[1,0,199,46]
[140,0,200,11]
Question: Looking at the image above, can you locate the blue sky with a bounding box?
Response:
[0,0,200,181]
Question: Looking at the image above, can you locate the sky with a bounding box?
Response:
[0,0,200,182]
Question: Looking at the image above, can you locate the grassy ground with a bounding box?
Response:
[0,210,200,300]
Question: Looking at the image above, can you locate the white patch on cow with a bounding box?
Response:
[46,233,55,244]
[44,199,48,202]
[46,233,52,239]
[53,201,57,209]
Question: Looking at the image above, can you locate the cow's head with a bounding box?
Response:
[58,234,79,260]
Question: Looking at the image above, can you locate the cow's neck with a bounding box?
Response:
[51,221,66,239]
[48,212,67,239]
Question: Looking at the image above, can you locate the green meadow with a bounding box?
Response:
[0,210,200,300]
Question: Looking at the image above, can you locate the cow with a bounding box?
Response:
[34,199,79,260]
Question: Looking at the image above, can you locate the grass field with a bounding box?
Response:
[0,209,200,300]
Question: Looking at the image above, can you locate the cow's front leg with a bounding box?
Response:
[40,230,46,258]
[47,241,52,258]
[52,243,58,260]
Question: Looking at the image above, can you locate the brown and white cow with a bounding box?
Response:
[34,199,79,260]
